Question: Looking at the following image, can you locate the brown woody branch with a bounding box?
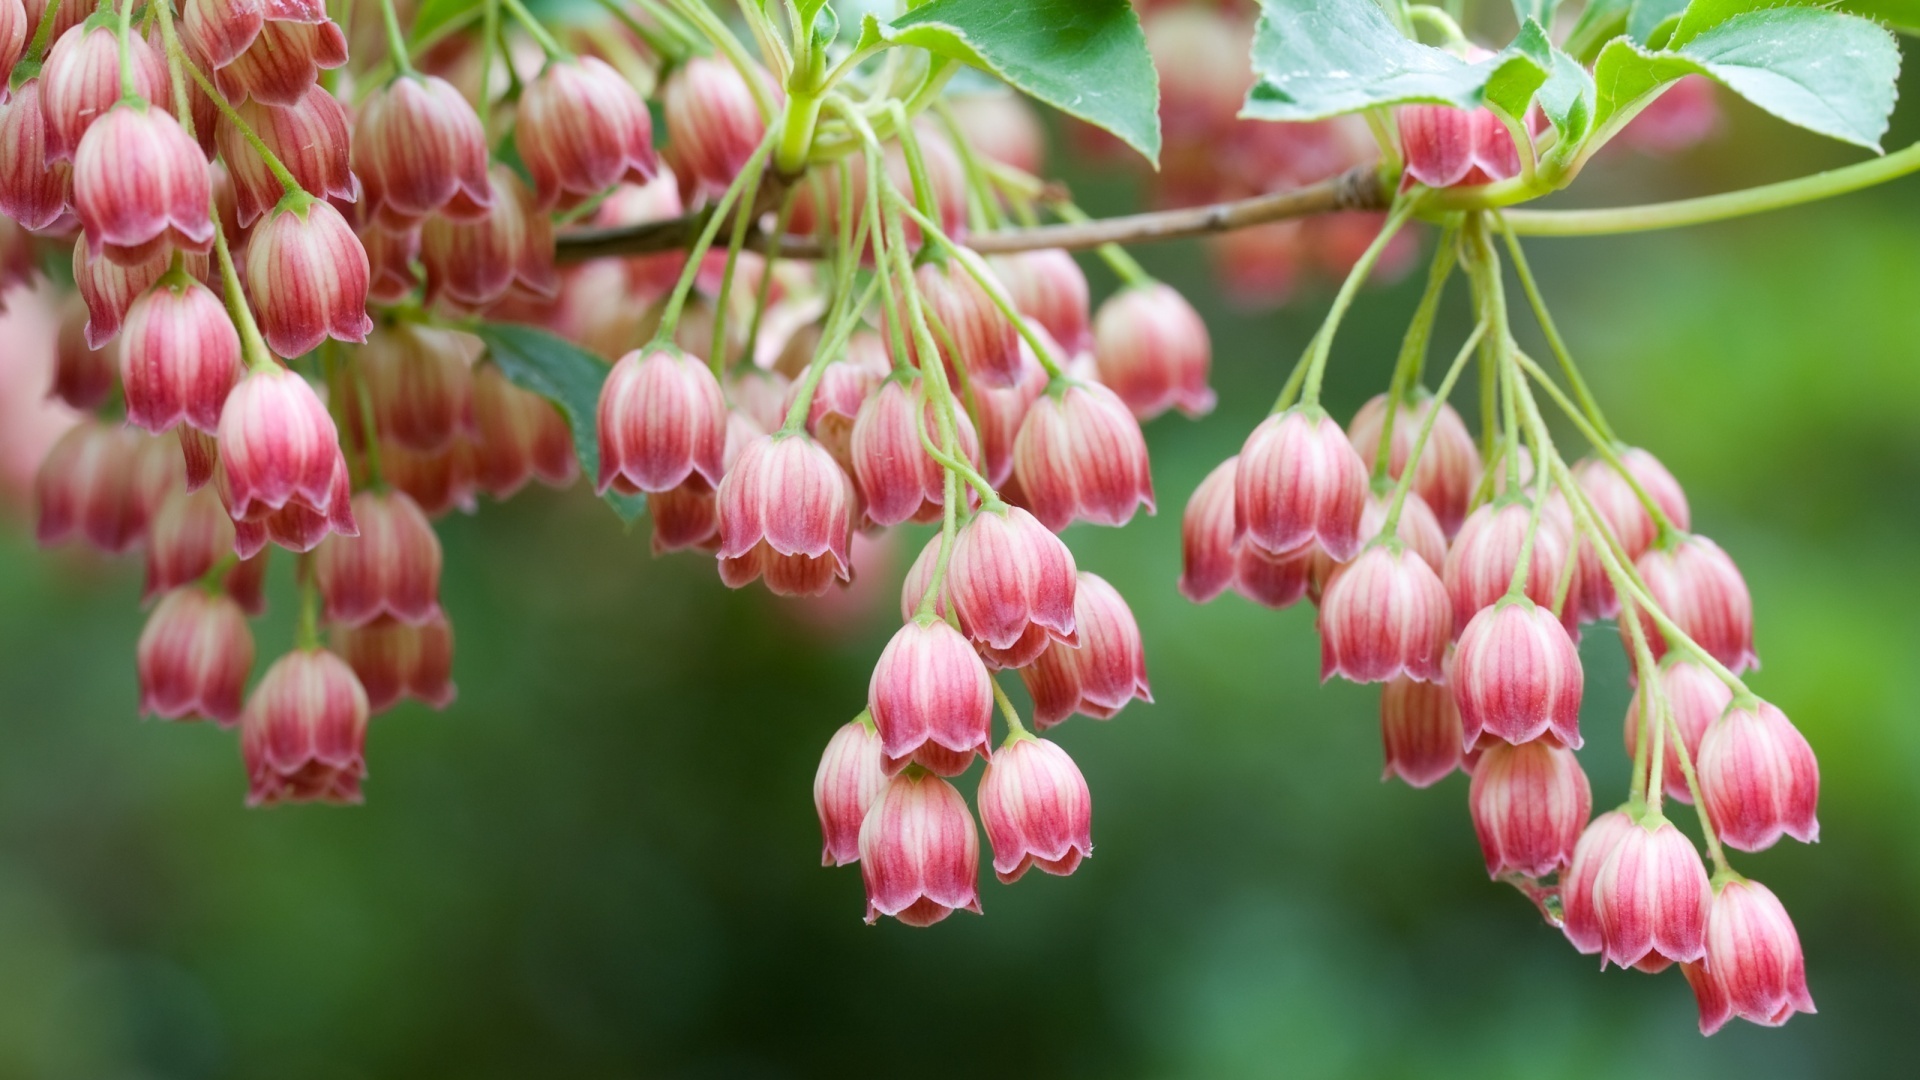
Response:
[553,164,1391,263]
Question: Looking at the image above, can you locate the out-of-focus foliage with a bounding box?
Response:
[1,70,1918,1080]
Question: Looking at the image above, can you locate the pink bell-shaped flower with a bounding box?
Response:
[240,648,370,806]
[715,432,854,596]
[216,364,357,544]
[1092,281,1215,420]
[1623,657,1732,804]
[994,248,1092,358]
[1633,533,1758,673]
[218,84,355,227]
[136,586,255,725]
[1012,379,1155,531]
[516,55,657,210]
[596,344,728,496]
[1318,541,1451,684]
[850,375,982,527]
[1346,391,1482,537]
[1236,405,1368,560]
[1683,878,1816,1035]
[314,490,443,628]
[1560,808,1639,955]
[867,617,994,776]
[243,194,373,357]
[73,102,213,267]
[1380,675,1466,788]
[1467,738,1590,878]
[978,735,1093,883]
[1592,816,1711,971]
[858,770,982,927]
[813,714,890,868]
[1452,597,1584,748]
[332,614,456,713]
[1021,572,1151,728]
[120,273,242,434]
[1696,698,1819,852]
[945,504,1078,656]
[352,74,492,229]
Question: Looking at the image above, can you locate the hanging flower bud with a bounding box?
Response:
[1012,380,1155,531]
[908,256,1024,389]
[1380,675,1464,788]
[352,74,492,229]
[0,0,24,92]
[355,323,476,455]
[1346,392,1482,536]
[1442,499,1572,630]
[332,614,455,713]
[946,91,1044,174]
[314,490,442,628]
[867,617,994,776]
[813,715,889,867]
[1179,456,1239,603]
[136,587,254,725]
[648,411,759,556]
[661,56,768,201]
[1234,539,1316,610]
[1633,534,1758,673]
[1306,488,1449,602]
[516,55,657,210]
[978,736,1093,883]
[216,364,356,543]
[1467,739,1590,878]
[1092,282,1215,421]
[1696,699,1819,852]
[1021,572,1150,729]
[74,102,213,266]
[595,344,727,495]
[1319,541,1451,684]
[240,648,369,806]
[243,195,371,357]
[715,432,854,596]
[1560,808,1638,955]
[1684,879,1816,1035]
[946,504,1077,657]
[219,85,355,228]
[41,23,169,162]
[120,274,242,434]
[1593,817,1711,971]
[51,292,113,409]
[1624,657,1732,804]
[375,437,477,519]
[185,0,346,106]
[1236,405,1368,559]
[35,420,148,552]
[73,237,187,348]
[850,375,981,527]
[470,362,576,499]
[0,80,73,230]
[779,359,877,470]
[1574,448,1690,562]
[360,222,419,303]
[177,425,218,493]
[1398,104,1521,188]
[420,166,556,312]
[1452,598,1584,749]
[972,341,1048,487]
[858,771,981,927]
[142,484,225,598]
[992,249,1092,358]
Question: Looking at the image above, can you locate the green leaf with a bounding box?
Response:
[879,0,1161,165]
[1628,0,1689,45]
[1593,5,1901,152]
[1243,0,1551,122]
[1511,0,1558,26]
[1837,0,1920,35]
[1535,47,1598,147]
[472,323,646,523]
[1564,0,1631,63]
[408,0,483,48]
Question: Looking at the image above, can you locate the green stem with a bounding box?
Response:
[887,101,939,226]
[296,557,322,649]
[1512,350,1678,540]
[501,0,566,59]
[990,676,1030,741]
[1625,604,1653,807]
[1501,140,1920,236]
[1051,202,1153,288]
[151,0,193,132]
[668,0,776,119]
[477,0,500,140]
[1374,229,1458,485]
[708,148,770,370]
[930,98,1002,233]
[593,0,686,65]
[378,0,417,75]
[891,196,1067,380]
[656,124,779,356]
[1495,214,1616,444]
[1299,198,1417,408]
[1628,597,1670,817]
[1381,322,1484,538]
[178,56,304,198]
[115,0,138,102]
[23,0,61,67]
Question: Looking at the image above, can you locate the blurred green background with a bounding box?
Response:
[3,77,1919,1080]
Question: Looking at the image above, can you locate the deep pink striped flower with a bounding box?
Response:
[1561,808,1638,955]
[1452,597,1584,749]
[1380,675,1464,788]
[73,239,200,348]
[1179,456,1238,604]
[421,166,558,312]
[0,0,24,91]
[143,485,236,604]
[858,770,982,927]
[185,0,345,106]
[661,56,768,201]
[517,56,657,210]
[137,587,254,725]
[1236,405,1368,559]
[596,344,728,495]
[1697,699,1818,852]
[1467,738,1590,878]
[913,255,1024,389]
[868,617,994,776]
[1684,879,1815,1035]
[470,362,577,499]
[35,420,148,553]
[356,324,476,455]
[0,80,73,230]
[779,358,880,469]
[243,195,372,357]
[1012,380,1154,531]
[1021,572,1151,728]
[240,648,370,806]
[993,248,1092,358]
[1633,534,1758,673]
[73,102,213,267]
[813,715,890,867]
[715,432,854,596]
[978,736,1093,883]
[1306,489,1448,602]
[850,375,981,527]
[1398,104,1521,189]
[371,439,479,520]
[1092,282,1215,420]
[1346,392,1483,537]
[361,221,420,303]
[1319,542,1451,684]
[332,614,456,713]
[1593,816,1711,971]
[352,74,491,229]
[41,23,170,161]
[1442,499,1572,630]
[51,293,113,409]
[120,274,242,434]
[972,339,1048,487]
[1623,658,1731,804]
[215,365,356,544]
[219,85,355,227]
[1575,448,1690,561]
[945,504,1078,655]
[315,490,443,628]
